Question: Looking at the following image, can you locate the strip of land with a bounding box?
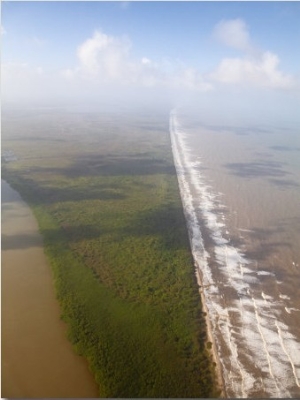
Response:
[2,109,222,397]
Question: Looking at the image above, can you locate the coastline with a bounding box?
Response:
[195,267,227,398]
[169,111,226,397]
[169,109,300,398]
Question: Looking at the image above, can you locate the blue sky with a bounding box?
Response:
[2,1,300,121]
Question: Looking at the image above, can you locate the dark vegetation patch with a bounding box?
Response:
[42,154,176,178]
[2,110,219,398]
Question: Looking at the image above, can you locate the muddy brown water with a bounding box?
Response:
[1,180,99,398]
[174,112,300,397]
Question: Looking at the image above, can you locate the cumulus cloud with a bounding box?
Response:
[76,30,131,79]
[62,30,211,92]
[141,57,151,65]
[2,24,297,105]
[64,30,159,85]
[210,52,294,88]
[213,18,251,51]
[211,18,295,89]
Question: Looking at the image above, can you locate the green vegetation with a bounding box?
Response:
[2,110,220,397]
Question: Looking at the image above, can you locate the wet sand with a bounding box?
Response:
[1,180,99,398]
[170,114,226,397]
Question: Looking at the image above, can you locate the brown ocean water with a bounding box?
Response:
[171,109,300,397]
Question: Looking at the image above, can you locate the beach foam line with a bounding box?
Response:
[275,320,300,388]
[169,108,300,398]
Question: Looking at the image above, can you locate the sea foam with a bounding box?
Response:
[169,109,300,398]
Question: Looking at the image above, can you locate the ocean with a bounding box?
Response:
[170,108,300,398]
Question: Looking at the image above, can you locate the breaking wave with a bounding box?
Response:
[169,109,300,398]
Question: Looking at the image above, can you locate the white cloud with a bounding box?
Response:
[211,51,294,89]
[3,25,297,106]
[211,18,296,90]
[1,25,7,35]
[62,30,211,92]
[141,57,151,65]
[76,30,131,79]
[213,18,251,51]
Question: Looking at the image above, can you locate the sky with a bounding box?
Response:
[1,1,300,123]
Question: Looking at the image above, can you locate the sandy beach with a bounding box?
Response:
[195,268,227,398]
[170,111,226,397]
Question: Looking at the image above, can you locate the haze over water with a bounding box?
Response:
[170,108,300,398]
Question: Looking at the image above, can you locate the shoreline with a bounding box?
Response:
[195,267,227,398]
[170,109,300,398]
[169,111,226,397]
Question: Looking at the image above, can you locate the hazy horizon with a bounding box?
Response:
[2,1,300,127]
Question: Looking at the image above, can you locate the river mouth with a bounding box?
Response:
[1,180,99,398]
